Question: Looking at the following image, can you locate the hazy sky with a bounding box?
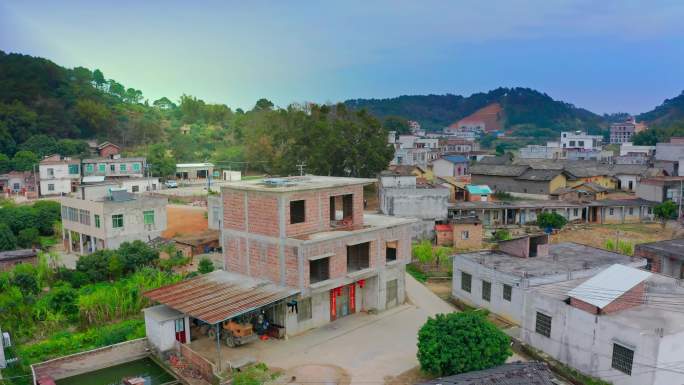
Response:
[2,1,684,114]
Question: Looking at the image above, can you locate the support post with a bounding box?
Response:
[68,231,73,253]
[79,233,84,255]
[215,323,222,372]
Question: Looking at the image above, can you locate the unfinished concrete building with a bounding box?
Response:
[220,176,416,335]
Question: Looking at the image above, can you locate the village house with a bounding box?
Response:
[38,154,81,196]
[95,141,121,158]
[0,171,37,196]
[439,138,480,154]
[522,265,684,385]
[220,176,416,335]
[432,155,469,178]
[82,156,146,179]
[60,185,167,253]
[435,216,482,249]
[655,137,684,176]
[635,239,684,279]
[470,164,568,199]
[636,176,684,203]
[175,163,215,181]
[610,116,646,144]
[452,235,646,325]
[0,249,39,271]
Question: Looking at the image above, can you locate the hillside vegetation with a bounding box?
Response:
[346,87,606,133]
[0,51,392,177]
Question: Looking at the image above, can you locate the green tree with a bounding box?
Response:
[146,143,176,178]
[0,223,17,251]
[382,116,411,135]
[47,284,78,317]
[0,153,10,173]
[412,240,434,264]
[17,227,39,248]
[11,150,39,171]
[11,269,39,294]
[493,229,512,241]
[198,257,215,274]
[537,212,568,230]
[417,312,511,376]
[92,69,106,89]
[254,98,274,111]
[18,134,57,157]
[153,97,176,110]
[0,123,17,155]
[654,200,678,224]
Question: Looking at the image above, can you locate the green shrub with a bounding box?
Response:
[417,312,511,376]
[0,223,17,251]
[198,257,215,274]
[537,212,567,230]
[493,229,511,241]
[412,240,434,264]
[233,363,278,385]
[406,264,428,283]
[17,227,40,248]
[654,201,677,222]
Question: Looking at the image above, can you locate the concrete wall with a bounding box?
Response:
[207,194,222,230]
[433,159,468,178]
[521,294,676,385]
[616,174,638,191]
[379,187,449,220]
[83,159,145,178]
[452,257,525,324]
[379,175,416,188]
[31,338,151,382]
[40,179,72,196]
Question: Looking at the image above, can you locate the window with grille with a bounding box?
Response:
[79,209,90,225]
[482,280,491,302]
[503,284,512,301]
[95,215,101,228]
[297,297,312,322]
[611,343,634,375]
[290,200,305,224]
[112,214,124,228]
[386,279,398,304]
[132,185,139,192]
[535,312,552,338]
[309,258,329,284]
[68,164,79,174]
[461,230,469,240]
[99,164,106,172]
[120,164,127,172]
[461,272,472,293]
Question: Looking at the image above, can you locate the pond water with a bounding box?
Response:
[55,357,176,385]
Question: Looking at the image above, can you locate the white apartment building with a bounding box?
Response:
[60,186,167,253]
[39,155,81,196]
[560,131,603,150]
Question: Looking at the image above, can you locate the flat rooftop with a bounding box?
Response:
[458,242,644,279]
[637,238,684,258]
[530,274,684,335]
[295,213,417,243]
[221,175,375,193]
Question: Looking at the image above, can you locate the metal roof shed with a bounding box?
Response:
[144,270,299,325]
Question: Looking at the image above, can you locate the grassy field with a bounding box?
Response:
[552,223,678,250]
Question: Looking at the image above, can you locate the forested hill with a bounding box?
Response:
[631,90,684,145]
[0,51,394,178]
[345,87,606,132]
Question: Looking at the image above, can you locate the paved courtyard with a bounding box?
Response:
[190,274,456,385]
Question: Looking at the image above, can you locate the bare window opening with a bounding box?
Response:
[290,200,305,224]
[347,242,370,272]
[309,257,329,284]
[386,241,397,263]
[330,194,354,224]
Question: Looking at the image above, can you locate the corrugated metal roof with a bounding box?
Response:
[419,362,556,385]
[567,264,651,309]
[176,163,214,168]
[144,270,299,324]
[466,185,492,194]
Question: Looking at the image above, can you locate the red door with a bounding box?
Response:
[174,319,186,343]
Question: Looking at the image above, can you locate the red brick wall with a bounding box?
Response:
[223,191,246,231]
[570,282,645,314]
[436,229,453,246]
[498,236,530,258]
[602,282,645,314]
[634,246,662,273]
[98,144,120,158]
[247,193,279,237]
[178,342,216,384]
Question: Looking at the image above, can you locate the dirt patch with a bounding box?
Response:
[552,223,676,250]
[163,205,209,238]
[425,279,452,301]
[384,366,429,385]
[281,364,351,385]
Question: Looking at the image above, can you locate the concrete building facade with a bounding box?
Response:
[220,176,416,336]
[452,237,646,324]
[82,156,146,178]
[635,239,684,279]
[432,155,469,178]
[522,266,684,385]
[60,187,167,253]
[39,155,81,196]
[560,131,602,150]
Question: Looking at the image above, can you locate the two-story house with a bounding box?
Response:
[81,156,146,178]
[39,155,81,196]
[60,185,167,253]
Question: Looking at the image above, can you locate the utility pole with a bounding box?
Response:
[679,179,683,221]
[296,162,306,176]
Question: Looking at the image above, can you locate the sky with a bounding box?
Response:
[1,0,684,114]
